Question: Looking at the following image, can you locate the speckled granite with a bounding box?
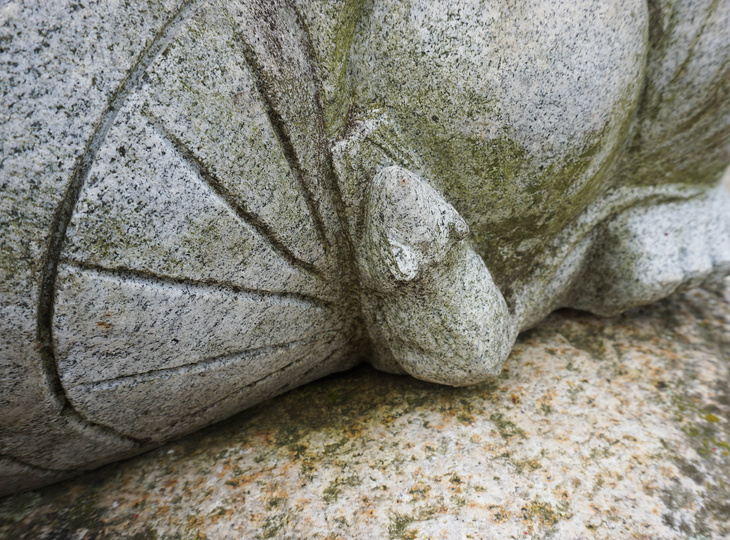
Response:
[1,278,728,539]
[2,0,730,494]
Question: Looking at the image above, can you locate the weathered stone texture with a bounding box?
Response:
[1,278,729,539]
[1,0,729,494]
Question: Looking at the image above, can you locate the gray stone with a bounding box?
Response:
[1,280,729,538]
[1,0,729,495]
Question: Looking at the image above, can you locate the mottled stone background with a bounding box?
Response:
[1,273,729,539]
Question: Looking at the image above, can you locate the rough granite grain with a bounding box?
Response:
[1,0,729,494]
[1,277,729,539]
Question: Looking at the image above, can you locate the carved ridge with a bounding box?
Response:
[36,0,205,447]
[70,330,343,391]
[146,115,326,280]
[164,346,344,436]
[232,28,332,257]
[0,454,68,474]
[62,258,338,308]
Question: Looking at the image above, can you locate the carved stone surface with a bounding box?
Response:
[1,280,729,538]
[1,0,729,494]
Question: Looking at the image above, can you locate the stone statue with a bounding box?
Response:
[1,0,729,494]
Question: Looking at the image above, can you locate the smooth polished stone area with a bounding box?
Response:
[2,278,729,539]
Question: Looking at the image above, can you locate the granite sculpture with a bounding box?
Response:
[1,0,729,495]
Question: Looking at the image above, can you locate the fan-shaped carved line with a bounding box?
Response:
[664,0,721,92]
[165,346,344,435]
[231,30,331,255]
[289,0,359,257]
[37,0,205,447]
[145,115,325,280]
[0,454,68,474]
[62,258,339,309]
[70,330,344,392]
